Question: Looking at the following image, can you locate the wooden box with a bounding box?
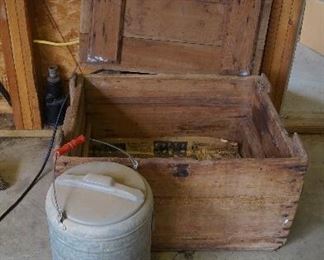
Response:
[56,73,307,250]
[56,0,307,251]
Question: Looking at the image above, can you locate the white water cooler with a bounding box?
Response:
[45,162,153,260]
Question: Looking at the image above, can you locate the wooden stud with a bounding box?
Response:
[0,0,41,129]
[0,0,22,128]
[262,0,306,111]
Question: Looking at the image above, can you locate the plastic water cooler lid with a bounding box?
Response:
[52,162,146,226]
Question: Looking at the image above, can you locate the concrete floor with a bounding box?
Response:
[0,135,323,260]
[281,43,324,119]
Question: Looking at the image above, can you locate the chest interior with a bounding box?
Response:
[64,73,300,161]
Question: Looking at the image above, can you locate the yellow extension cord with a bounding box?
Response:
[33,39,80,47]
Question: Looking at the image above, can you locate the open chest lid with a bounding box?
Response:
[80,0,272,76]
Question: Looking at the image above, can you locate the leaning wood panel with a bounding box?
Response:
[0,0,41,129]
[80,0,272,75]
[27,0,273,79]
[262,0,306,111]
[10,0,280,83]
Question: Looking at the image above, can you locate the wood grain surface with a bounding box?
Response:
[80,0,272,75]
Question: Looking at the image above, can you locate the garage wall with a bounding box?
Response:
[31,0,83,81]
[300,0,324,55]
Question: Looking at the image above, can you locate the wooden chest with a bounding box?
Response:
[56,0,307,251]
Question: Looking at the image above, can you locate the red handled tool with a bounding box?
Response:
[55,135,86,156]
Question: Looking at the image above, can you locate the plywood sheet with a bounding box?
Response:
[31,0,83,81]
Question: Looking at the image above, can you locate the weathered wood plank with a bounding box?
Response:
[87,0,125,63]
[62,75,86,156]
[55,155,306,250]
[86,35,226,74]
[240,119,265,158]
[80,0,272,75]
[124,0,227,46]
[251,75,294,158]
[84,74,255,99]
[0,0,278,81]
[222,0,262,74]
[84,74,253,139]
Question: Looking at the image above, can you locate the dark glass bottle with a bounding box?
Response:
[44,65,67,127]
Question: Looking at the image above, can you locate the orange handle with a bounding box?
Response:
[56,135,86,156]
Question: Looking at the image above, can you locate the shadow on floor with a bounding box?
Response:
[282,90,324,119]
[286,136,324,245]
